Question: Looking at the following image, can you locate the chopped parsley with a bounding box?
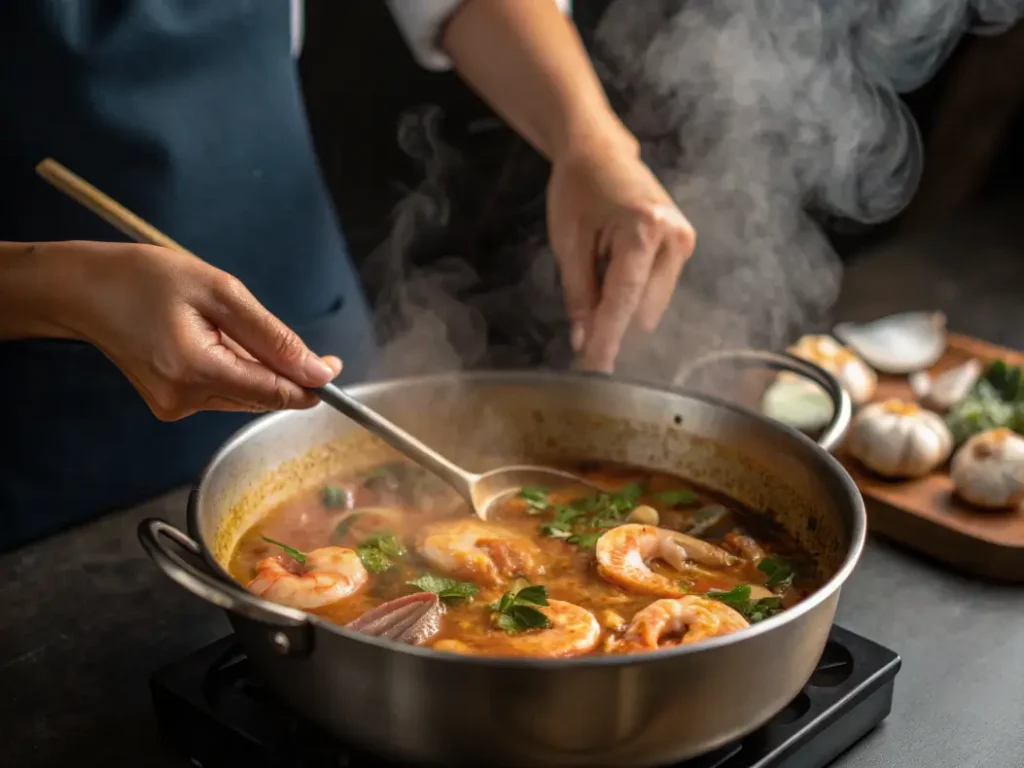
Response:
[705,585,784,623]
[536,484,644,549]
[656,489,699,507]
[945,360,1024,444]
[758,556,795,589]
[261,536,307,566]
[518,487,552,515]
[566,531,603,549]
[539,520,573,539]
[356,531,406,574]
[407,574,479,603]
[321,485,351,509]
[490,584,552,633]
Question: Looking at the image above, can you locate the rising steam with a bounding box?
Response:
[364,0,1024,386]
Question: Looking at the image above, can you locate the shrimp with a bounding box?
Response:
[611,596,749,652]
[415,518,543,586]
[595,524,738,597]
[432,600,601,658]
[248,547,368,610]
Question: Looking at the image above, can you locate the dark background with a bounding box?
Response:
[298,2,1024,279]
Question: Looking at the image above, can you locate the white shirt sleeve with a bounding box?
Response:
[385,0,573,72]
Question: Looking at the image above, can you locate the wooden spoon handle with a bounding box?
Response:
[35,158,195,256]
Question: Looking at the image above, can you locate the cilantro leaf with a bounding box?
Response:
[705,584,752,610]
[490,584,554,633]
[261,536,307,565]
[518,487,551,514]
[567,531,603,549]
[514,585,549,606]
[496,613,520,633]
[705,585,784,623]
[540,522,573,539]
[509,605,551,630]
[656,489,698,507]
[361,531,406,558]
[357,547,395,574]
[356,531,406,573]
[407,574,479,603]
[758,556,795,589]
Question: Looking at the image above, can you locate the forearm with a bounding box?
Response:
[442,0,637,162]
[0,241,82,341]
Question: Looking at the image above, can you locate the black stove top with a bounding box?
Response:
[151,625,899,768]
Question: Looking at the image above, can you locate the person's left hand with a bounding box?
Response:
[547,137,696,373]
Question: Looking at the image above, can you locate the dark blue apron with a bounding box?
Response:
[0,1,374,552]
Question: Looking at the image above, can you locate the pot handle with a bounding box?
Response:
[678,349,853,453]
[138,518,313,655]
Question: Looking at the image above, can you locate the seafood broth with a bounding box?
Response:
[229,461,821,657]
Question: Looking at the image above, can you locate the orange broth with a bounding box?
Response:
[228,460,819,655]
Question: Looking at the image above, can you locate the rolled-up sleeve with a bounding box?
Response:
[386,0,573,71]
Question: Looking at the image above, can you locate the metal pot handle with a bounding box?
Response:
[138,518,313,655]
[677,349,852,453]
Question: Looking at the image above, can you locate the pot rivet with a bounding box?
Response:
[270,631,291,655]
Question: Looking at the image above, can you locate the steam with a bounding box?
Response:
[364,1,1024,386]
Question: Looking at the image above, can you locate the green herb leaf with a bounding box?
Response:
[656,489,699,507]
[946,361,1024,444]
[554,504,585,525]
[407,574,479,602]
[704,585,784,623]
[758,556,795,589]
[539,488,640,546]
[985,360,1024,402]
[357,546,394,574]
[509,605,552,630]
[321,485,350,509]
[355,531,407,573]
[514,584,549,606]
[491,584,554,633]
[496,613,520,633]
[518,487,551,514]
[261,536,307,565]
[360,531,406,558]
[567,531,603,549]
[706,584,752,610]
[540,522,573,539]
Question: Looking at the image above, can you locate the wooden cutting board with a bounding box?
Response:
[836,333,1024,581]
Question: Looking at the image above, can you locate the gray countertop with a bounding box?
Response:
[3,201,1024,767]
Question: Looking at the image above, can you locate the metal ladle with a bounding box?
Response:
[33,158,600,519]
[316,382,599,518]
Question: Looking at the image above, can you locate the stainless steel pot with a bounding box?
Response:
[140,351,864,767]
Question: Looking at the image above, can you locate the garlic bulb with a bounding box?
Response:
[847,399,954,478]
[787,335,878,405]
[950,428,1024,509]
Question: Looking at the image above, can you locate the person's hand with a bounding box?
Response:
[547,137,696,372]
[56,241,339,420]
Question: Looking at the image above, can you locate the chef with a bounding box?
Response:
[0,0,694,552]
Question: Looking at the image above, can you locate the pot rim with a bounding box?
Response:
[188,368,865,669]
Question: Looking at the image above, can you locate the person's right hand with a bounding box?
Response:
[55,241,340,420]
